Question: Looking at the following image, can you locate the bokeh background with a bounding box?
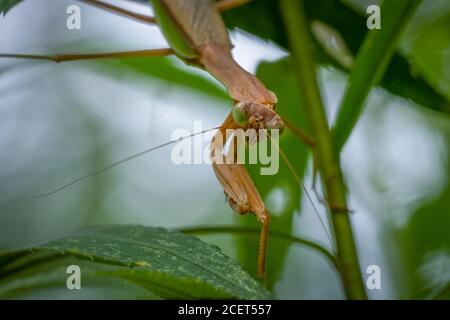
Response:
[0,0,449,299]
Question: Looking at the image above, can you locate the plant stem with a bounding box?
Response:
[279,0,367,299]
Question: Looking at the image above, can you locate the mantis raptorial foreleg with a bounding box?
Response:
[210,113,270,278]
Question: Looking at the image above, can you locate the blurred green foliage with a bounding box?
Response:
[0,0,22,15]
[222,0,450,114]
[0,0,449,299]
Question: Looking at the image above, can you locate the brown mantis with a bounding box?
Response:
[1,0,333,278]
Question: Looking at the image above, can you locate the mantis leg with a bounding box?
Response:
[210,113,270,278]
[78,0,253,26]
[0,48,173,62]
[78,0,156,24]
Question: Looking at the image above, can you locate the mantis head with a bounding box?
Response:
[232,101,285,137]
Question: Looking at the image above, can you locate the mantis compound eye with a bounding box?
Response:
[232,101,250,126]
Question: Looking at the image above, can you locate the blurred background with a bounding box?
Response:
[0,0,449,299]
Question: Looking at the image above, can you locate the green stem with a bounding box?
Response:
[279,0,367,299]
[178,225,337,269]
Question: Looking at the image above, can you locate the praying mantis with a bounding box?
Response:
[152,0,285,279]
[0,0,328,279]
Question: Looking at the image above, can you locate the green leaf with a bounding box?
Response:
[429,282,450,300]
[398,158,450,299]
[0,0,22,15]
[0,225,270,299]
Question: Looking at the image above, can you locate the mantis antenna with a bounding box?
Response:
[34,122,335,252]
[33,126,220,198]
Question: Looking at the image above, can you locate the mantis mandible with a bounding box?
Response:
[1,0,331,278]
